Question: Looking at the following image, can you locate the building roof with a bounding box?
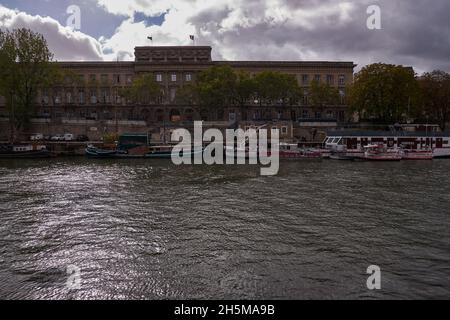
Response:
[55,46,355,69]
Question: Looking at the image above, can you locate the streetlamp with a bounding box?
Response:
[10,90,15,144]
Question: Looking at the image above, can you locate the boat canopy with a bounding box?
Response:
[118,133,149,147]
[326,130,450,138]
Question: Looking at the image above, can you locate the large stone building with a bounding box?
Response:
[0,46,355,142]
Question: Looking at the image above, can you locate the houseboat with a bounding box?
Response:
[0,144,51,158]
[325,126,450,159]
[86,133,203,159]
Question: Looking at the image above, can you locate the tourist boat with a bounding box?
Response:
[325,125,450,159]
[363,144,402,161]
[0,144,51,158]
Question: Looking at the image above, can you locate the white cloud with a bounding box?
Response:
[97,0,360,61]
[2,1,450,73]
[0,5,103,61]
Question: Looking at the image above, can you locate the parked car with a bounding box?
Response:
[64,133,75,141]
[51,134,65,141]
[30,133,44,141]
[76,134,90,142]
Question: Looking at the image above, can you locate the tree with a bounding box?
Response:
[309,80,340,110]
[196,65,237,119]
[254,71,301,106]
[232,71,256,120]
[348,63,420,123]
[176,83,198,106]
[173,66,302,121]
[0,28,58,141]
[122,73,161,105]
[418,70,450,130]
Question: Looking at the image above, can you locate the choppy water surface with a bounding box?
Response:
[0,158,449,299]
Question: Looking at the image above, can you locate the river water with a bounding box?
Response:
[0,158,449,300]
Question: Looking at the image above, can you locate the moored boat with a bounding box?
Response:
[146,145,204,159]
[279,143,322,160]
[325,125,450,159]
[363,144,402,161]
[0,144,51,158]
[400,148,434,160]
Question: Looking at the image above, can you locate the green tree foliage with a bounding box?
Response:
[121,73,161,104]
[253,71,301,106]
[418,70,450,130]
[196,65,237,110]
[181,66,302,120]
[309,80,340,109]
[175,83,198,106]
[0,28,58,139]
[349,63,420,123]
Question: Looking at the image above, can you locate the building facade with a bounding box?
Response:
[0,46,355,141]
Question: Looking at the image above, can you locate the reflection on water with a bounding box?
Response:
[0,158,449,299]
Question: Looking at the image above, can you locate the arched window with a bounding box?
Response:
[170,109,181,122]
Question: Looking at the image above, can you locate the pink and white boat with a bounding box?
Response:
[363,144,402,161]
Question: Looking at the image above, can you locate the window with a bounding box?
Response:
[126,75,133,84]
[186,74,192,82]
[156,74,163,82]
[89,74,96,83]
[113,74,121,84]
[314,74,321,82]
[171,74,177,82]
[315,111,322,119]
[77,75,85,83]
[170,88,177,102]
[66,92,72,104]
[101,89,110,103]
[339,75,346,86]
[302,110,309,118]
[101,74,108,84]
[78,89,85,104]
[302,74,309,86]
[326,75,334,85]
[339,89,346,104]
[303,89,309,105]
[281,127,288,134]
[90,90,97,104]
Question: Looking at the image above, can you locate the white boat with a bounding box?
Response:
[325,126,450,159]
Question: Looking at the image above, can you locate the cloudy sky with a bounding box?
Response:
[0,0,449,73]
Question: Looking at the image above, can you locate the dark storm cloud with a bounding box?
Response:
[190,0,450,73]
